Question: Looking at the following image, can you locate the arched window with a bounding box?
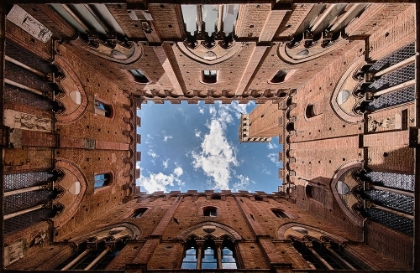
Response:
[305,104,316,118]
[56,230,129,270]
[94,173,111,188]
[271,70,288,83]
[290,238,366,270]
[181,238,198,269]
[94,99,112,118]
[202,240,217,269]
[181,237,238,269]
[272,209,289,218]
[203,206,217,217]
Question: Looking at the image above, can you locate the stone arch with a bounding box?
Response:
[71,38,143,64]
[54,55,88,124]
[53,159,88,228]
[278,39,348,64]
[71,222,142,245]
[177,221,242,242]
[177,41,243,65]
[330,56,365,124]
[330,161,364,227]
[277,223,348,244]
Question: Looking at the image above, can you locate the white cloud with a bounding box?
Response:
[147,134,154,139]
[148,149,159,158]
[163,135,173,142]
[191,119,238,190]
[268,153,277,163]
[199,107,204,114]
[209,106,216,116]
[261,168,271,175]
[267,142,278,149]
[137,167,185,193]
[232,174,254,192]
[162,158,169,169]
[136,161,141,169]
[268,153,282,167]
[194,129,202,138]
[190,101,256,190]
[174,166,183,176]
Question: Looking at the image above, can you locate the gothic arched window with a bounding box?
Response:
[290,238,366,270]
[56,227,131,270]
[181,237,238,269]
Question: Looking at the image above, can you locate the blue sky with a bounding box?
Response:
[136,101,283,194]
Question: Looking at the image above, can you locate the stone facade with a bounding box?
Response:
[0,1,418,272]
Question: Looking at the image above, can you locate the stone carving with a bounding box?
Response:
[6,5,52,43]
[31,232,47,246]
[368,116,397,132]
[83,138,96,150]
[4,240,25,267]
[9,128,22,148]
[4,109,51,132]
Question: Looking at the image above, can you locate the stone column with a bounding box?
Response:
[304,242,334,270]
[324,243,356,271]
[84,247,110,270]
[366,201,414,220]
[196,240,205,269]
[61,249,92,271]
[4,203,49,220]
[214,240,223,269]
[4,184,50,197]
[366,183,414,198]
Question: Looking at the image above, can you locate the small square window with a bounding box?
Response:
[271,70,288,83]
[203,206,217,217]
[131,208,147,218]
[94,99,112,117]
[202,70,217,84]
[272,209,288,218]
[94,173,111,188]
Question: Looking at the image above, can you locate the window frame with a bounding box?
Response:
[201,70,218,84]
[271,208,289,219]
[203,206,218,217]
[94,173,112,190]
[94,98,113,118]
[131,208,148,218]
[181,237,239,269]
[130,69,150,84]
